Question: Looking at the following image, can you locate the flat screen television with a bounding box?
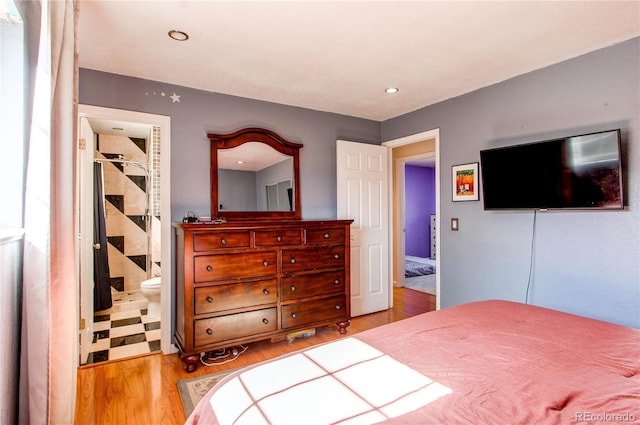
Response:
[480,129,623,210]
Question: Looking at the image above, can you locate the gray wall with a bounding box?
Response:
[383,37,639,328]
[218,169,257,212]
[79,69,380,221]
[80,37,639,329]
[257,158,294,211]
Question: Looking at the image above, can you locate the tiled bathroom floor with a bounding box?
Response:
[101,290,148,314]
[85,308,161,365]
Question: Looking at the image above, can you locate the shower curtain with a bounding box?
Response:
[93,162,112,312]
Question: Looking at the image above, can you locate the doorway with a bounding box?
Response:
[383,129,440,310]
[77,105,174,366]
[399,155,437,298]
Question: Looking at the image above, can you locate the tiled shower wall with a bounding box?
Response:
[98,132,161,293]
[150,126,161,273]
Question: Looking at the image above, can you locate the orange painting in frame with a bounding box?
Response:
[452,162,479,201]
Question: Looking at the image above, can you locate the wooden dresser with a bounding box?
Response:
[173,219,353,371]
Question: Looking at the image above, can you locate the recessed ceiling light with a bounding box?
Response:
[385,87,399,94]
[168,30,189,41]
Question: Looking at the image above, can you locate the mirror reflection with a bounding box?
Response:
[217,142,294,212]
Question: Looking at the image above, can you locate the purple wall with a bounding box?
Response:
[405,165,435,257]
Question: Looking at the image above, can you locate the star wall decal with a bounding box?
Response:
[144,90,182,104]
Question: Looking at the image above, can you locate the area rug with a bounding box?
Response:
[178,368,239,417]
[404,273,437,295]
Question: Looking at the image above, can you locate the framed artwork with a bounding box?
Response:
[452,162,479,202]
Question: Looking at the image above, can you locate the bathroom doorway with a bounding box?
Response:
[77,106,173,365]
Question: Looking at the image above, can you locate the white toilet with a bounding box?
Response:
[140,276,161,321]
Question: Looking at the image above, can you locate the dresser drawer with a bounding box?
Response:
[194,308,277,347]
[194,251,277,282]
[194,279,277,314]
[281,271,345,301]
[281,295,347,329]
[282,246,345,274]
[305,227,345,245]
[254,229,302,247]
[193,231,251,251]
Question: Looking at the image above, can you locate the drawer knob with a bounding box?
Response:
[263,289,269,295]
[324,233,330,239]
[206,265,213,272]
[262,318,269,324]
[291,313,297,318]
[206,328,213,335]
[277,235,282,242]
[263,260,269,267]
[290,258,296,264]
[290,285,296,292]
[221,238,227,245]
[335,305,341,310]
[334,254,340,259]
[334,279,340,285]
[206,296,213,303]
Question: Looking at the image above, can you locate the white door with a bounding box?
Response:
[337,140,389,316]
[78,117,95,364]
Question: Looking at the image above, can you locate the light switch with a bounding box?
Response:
[451,218,459,231]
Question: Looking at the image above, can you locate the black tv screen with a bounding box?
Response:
[480,129,623,210]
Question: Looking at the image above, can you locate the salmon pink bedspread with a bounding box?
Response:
[186,300,640,425]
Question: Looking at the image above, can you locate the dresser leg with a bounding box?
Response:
[182,354,200,373]
[337,319,351,334]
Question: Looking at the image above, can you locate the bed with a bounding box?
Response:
[404,255,435,277]
[185,300,640,425]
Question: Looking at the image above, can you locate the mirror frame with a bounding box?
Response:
[208,127,303,220]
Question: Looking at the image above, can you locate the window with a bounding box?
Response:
[0,0,24,228]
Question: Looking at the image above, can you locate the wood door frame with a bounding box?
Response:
[383,128,441,310]
[77,105,176,356]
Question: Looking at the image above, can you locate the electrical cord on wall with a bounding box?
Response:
[525,209,539,304]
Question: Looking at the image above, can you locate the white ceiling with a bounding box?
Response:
[85,118,153,139]
[218,142,290,171]
[78,1,639,122]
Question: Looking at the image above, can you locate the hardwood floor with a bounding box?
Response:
[74,287,435,425]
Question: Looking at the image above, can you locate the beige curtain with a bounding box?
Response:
[20,1,78,424]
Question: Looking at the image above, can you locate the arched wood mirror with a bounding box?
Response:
[208,127,303,220]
